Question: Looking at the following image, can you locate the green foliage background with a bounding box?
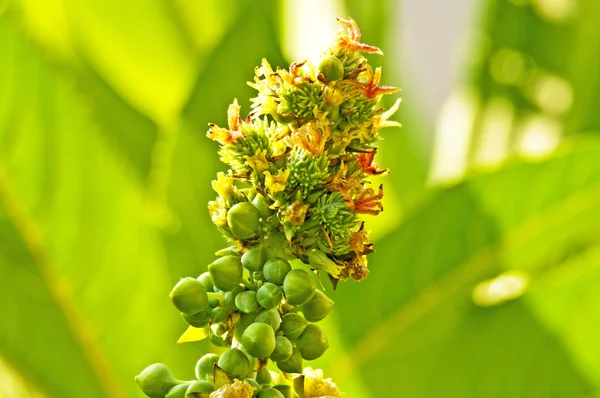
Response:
[1,0,600,397]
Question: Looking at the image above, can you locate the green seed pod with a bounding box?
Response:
[263,258,292,285]
[256,367,272,385]
[214,246,240,257]
[276,347,303,374]
[255,308,281,331]
[253,271,265,282]
[257,283,283,309]
[235,290,259,313]
[240,187,257,201]
[135,363,178,398]
[296,324,329,360]
[170,277,209,315]
[283,269,316,305]
[319,55,344,81]
[270,336,293,362]
[300,289,334,322]
[217,348,250,379]
[227,202,260,239]
[242,322,276,358]
[233,311,257,342]
[241,246,265,272]
[214,322,229,335]
[186,380,213,398]
[208,256,243,292]
[195,354,219,380]
[208,298,219,308]
[252,193,273,218]
[223,285,243,313]
[243,378,261,389]
[280,313,308,340]
[210,307,227,323]
[256,388,285,398]
[272,384,293,398]
[197,272,215,293]
[166,383,190,398]
[183,310,210,328]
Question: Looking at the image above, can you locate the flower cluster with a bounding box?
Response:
[136,18,400,398]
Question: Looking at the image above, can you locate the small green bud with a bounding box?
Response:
[210,307,227,323]
[319,56,344,81]
[210,332,230,347]
[280,313,308,340]
[170,277,209,315]
[272,384,293,398]
[257,283,283,309]
[135,363,178,398]
[283,269,316,305]
[186,380,213,397]
[256,367,272,385]
[243,378,261,389]
[197,272,215,293]
[296,324,329,360]
[233,311,256,342]
[208,255,243,292]
[208,298,219,308]
[183,310,210,328]
[240,187,257,201]
[241,246,265,272]
[227,202,261,239]
[195,354,219,380]
[252,193,273,218]
[253,271,266,282]
[263,258,292,285]
[166,383,189,398]
[214,322,229,335]
[276,347,303,374]
[300,289,334,322]
[257,388,285,398]
[223,286,243,313]
[217,348,250,379]
[255,308,282,331]
[235,290,259,313]
[242,322,276,358]
[214,246,240,257]
[269,336,293,362]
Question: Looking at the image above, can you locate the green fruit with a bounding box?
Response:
[166,383,189,398]
[210,307,227,323]
[296,324,329,360]
[276,347,303,374]
[217,348,250,379]
[253,271,265,282]
[241,322,276,358]
[214,322,229,335]
[280,313,308,340]
[210,332,230,347]
[195,354,219,380]
[252,193,273,218]
[186,380,214,397]
[170,277,209,315]
[197,272,215,293]
[270,336,293,362]
[223,286,243,313]
[235,290,259,313]
[208,256,243,292]
[234,312,257,342]
[283,269,315,305]
[300,290,334,322]
[257,283,283,309]
[256,367,272,385]
[183,310,210,328]
[241,246,265,272]
[257,389,285,398]
[135,363,178,398]
[255,308,281,331]
[272,384,293,398]
[263,258,292,285]
[319,55,344,81]
[227,202,260,239]
[208,298,219,308]
[240,187,257,201]
[243,378,261,389]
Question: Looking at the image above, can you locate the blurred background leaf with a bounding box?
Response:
[2,0,600,397]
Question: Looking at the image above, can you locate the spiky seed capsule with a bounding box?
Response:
[186,380,214,397]
[280,313,309,340]
[263,258,292,285]
[257,282,283,309]
[283,269,316,305]
[296,324,329,360]
[270,336,294,362]
[319,55,345,81]
[227,202,261,239]
[235,290,259,313]
[170,277,208,315]
[135,363,178,398]
[300,289,334,322]
[241,322,276,358]
[195,354,220,380]
[208,255,243,292]
[241,246,265,272]
[255,308,282,331]
[276,347,303,374]
[217,348,250,379]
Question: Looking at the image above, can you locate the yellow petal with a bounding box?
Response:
[177,326,210,343]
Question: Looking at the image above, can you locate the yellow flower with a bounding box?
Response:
[212,172,235,201]
[244,149,269,173]
[285,200,309,225]
[303,367,343,397]
[264,169,290,193]
[210,379,255,398]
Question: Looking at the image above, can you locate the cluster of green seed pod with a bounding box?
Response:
[136,17,399,398]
